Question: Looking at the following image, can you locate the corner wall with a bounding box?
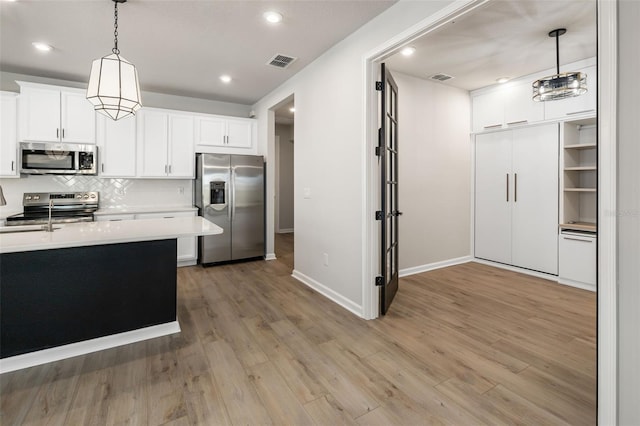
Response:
[393,71,471,273]
[252,1,457,315]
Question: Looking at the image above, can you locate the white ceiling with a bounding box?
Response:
[385,0,597,92]
[0,0,396,105]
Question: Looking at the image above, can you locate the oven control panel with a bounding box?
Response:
[23,192,99,206]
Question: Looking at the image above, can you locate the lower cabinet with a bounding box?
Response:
[558,231,596,288]
[95,211,197,266]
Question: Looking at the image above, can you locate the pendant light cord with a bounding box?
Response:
[112,1,119,55]
[555,31,560,75]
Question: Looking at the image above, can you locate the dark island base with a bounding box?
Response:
[1,239,177,359]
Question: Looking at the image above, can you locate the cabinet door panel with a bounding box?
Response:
[138,111,169,177]
[544,65,597,120]
[472,89,505,132]
[20,87,60,142]
[226,119,252,148]
[511,124,559,274]
[195,116,226,146]
[0,93,18,177]
[475,131,512,264]
[97,115,136,177]
[168,115,194,177]
[61,91,96,143]
[559,233,596,285]
[504,81,544,126]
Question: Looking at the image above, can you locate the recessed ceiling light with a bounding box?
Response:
[264,11,283,24]
[220,75,232,84]
[400,46,416,57]
[289,107,295,113]
[32,42,52,52]
[496,77,510,84]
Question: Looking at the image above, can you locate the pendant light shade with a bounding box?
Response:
[87,0,142,120]
[532,28,587,102]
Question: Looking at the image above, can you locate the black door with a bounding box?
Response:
[377,63,401,315]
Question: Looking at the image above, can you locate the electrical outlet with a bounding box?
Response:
[303,187,311,199]
[323,253,329,266]
[178,186,185,195]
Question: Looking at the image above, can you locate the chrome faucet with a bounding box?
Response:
[42,198,54,232]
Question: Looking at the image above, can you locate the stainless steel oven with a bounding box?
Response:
[20,142,97,175]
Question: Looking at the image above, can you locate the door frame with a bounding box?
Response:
[361,0,617,423]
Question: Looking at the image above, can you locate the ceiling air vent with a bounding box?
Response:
[429,73,454,82]
[267,54,297,69]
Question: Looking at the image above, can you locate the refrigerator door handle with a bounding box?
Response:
[231,167,236,219]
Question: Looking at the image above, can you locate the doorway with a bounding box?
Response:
[271,95,295,271]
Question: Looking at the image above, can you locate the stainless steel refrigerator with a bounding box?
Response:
[194,153,265,264]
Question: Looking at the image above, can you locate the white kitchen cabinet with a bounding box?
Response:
[17,82,96,144]
[137,109,194,178]
[503,81,544,126]
[559,231,596,288]
[96,115,137,177]
[475,123,559,274]
[544,65,597,120]
[0,92,18,177]
[195,115,254,149]
[471,89,505,132]
[135,211,197,266]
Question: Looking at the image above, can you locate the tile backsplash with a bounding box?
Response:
[0,175,193,217]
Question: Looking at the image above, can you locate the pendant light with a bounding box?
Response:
[86,0,142,120]
[532,28,587,102]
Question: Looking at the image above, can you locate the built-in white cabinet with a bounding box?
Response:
[559,231,596,288]
[96,115,137,177]
[95,210,197,266]
[544,65,597,120]
[137,109,194,178]
[195,115,254,149]
[135,211,197,266]
[471,81,544,132]
[475,123,559,275]
[17,82,96,144]
[0,92,18,177]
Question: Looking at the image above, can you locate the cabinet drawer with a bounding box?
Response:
[94,214,136,222]
[559,232,596,285]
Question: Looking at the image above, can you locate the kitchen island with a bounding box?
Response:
[0,217,222,373]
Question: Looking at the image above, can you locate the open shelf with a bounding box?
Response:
[564,188,596,192]
[564,166,597,171]
[564,143,597,150]
[559,222,597,232]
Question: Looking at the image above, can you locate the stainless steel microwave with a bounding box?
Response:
[20,142,98,175]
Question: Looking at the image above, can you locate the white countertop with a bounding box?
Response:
[94,205,198,216]
[0,216,222,254]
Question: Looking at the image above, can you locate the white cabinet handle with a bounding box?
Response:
[483,124,502,129]
[507,120,528,125]
[168,165,172,174]
[567,109,595,116]
[563,236,594,243]
[56,128,59,139]
[11,160,14,171]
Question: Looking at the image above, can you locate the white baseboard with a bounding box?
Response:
[0,321,180,374]
[277,228,294,234]
[399,256,473,278]
[178,259,197,267]
[557,278,597,292]
[291,269,363,318]
[265,253,277,261]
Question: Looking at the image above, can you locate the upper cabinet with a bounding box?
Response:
[195,115,255,153]
[17,82,96,144]
[543,65,597,120]
[471,59,596,133]
[0,92,18,177]
[96,115,137,177]
[137,109,194,179]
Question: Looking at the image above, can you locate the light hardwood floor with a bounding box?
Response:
[1,236,596,425]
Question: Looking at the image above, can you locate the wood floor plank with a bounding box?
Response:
[0,236,595,425]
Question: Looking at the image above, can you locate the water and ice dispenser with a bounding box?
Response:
[210,181,226,205]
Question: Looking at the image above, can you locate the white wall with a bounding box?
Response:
[252,1,457,314]
[617,1,640,423]
[0,71,252,117]
[275,124,294,232]
[393,71,471,271]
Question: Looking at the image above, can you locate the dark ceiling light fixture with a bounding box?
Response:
[86,0,142,120]
[532,28,587,102]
